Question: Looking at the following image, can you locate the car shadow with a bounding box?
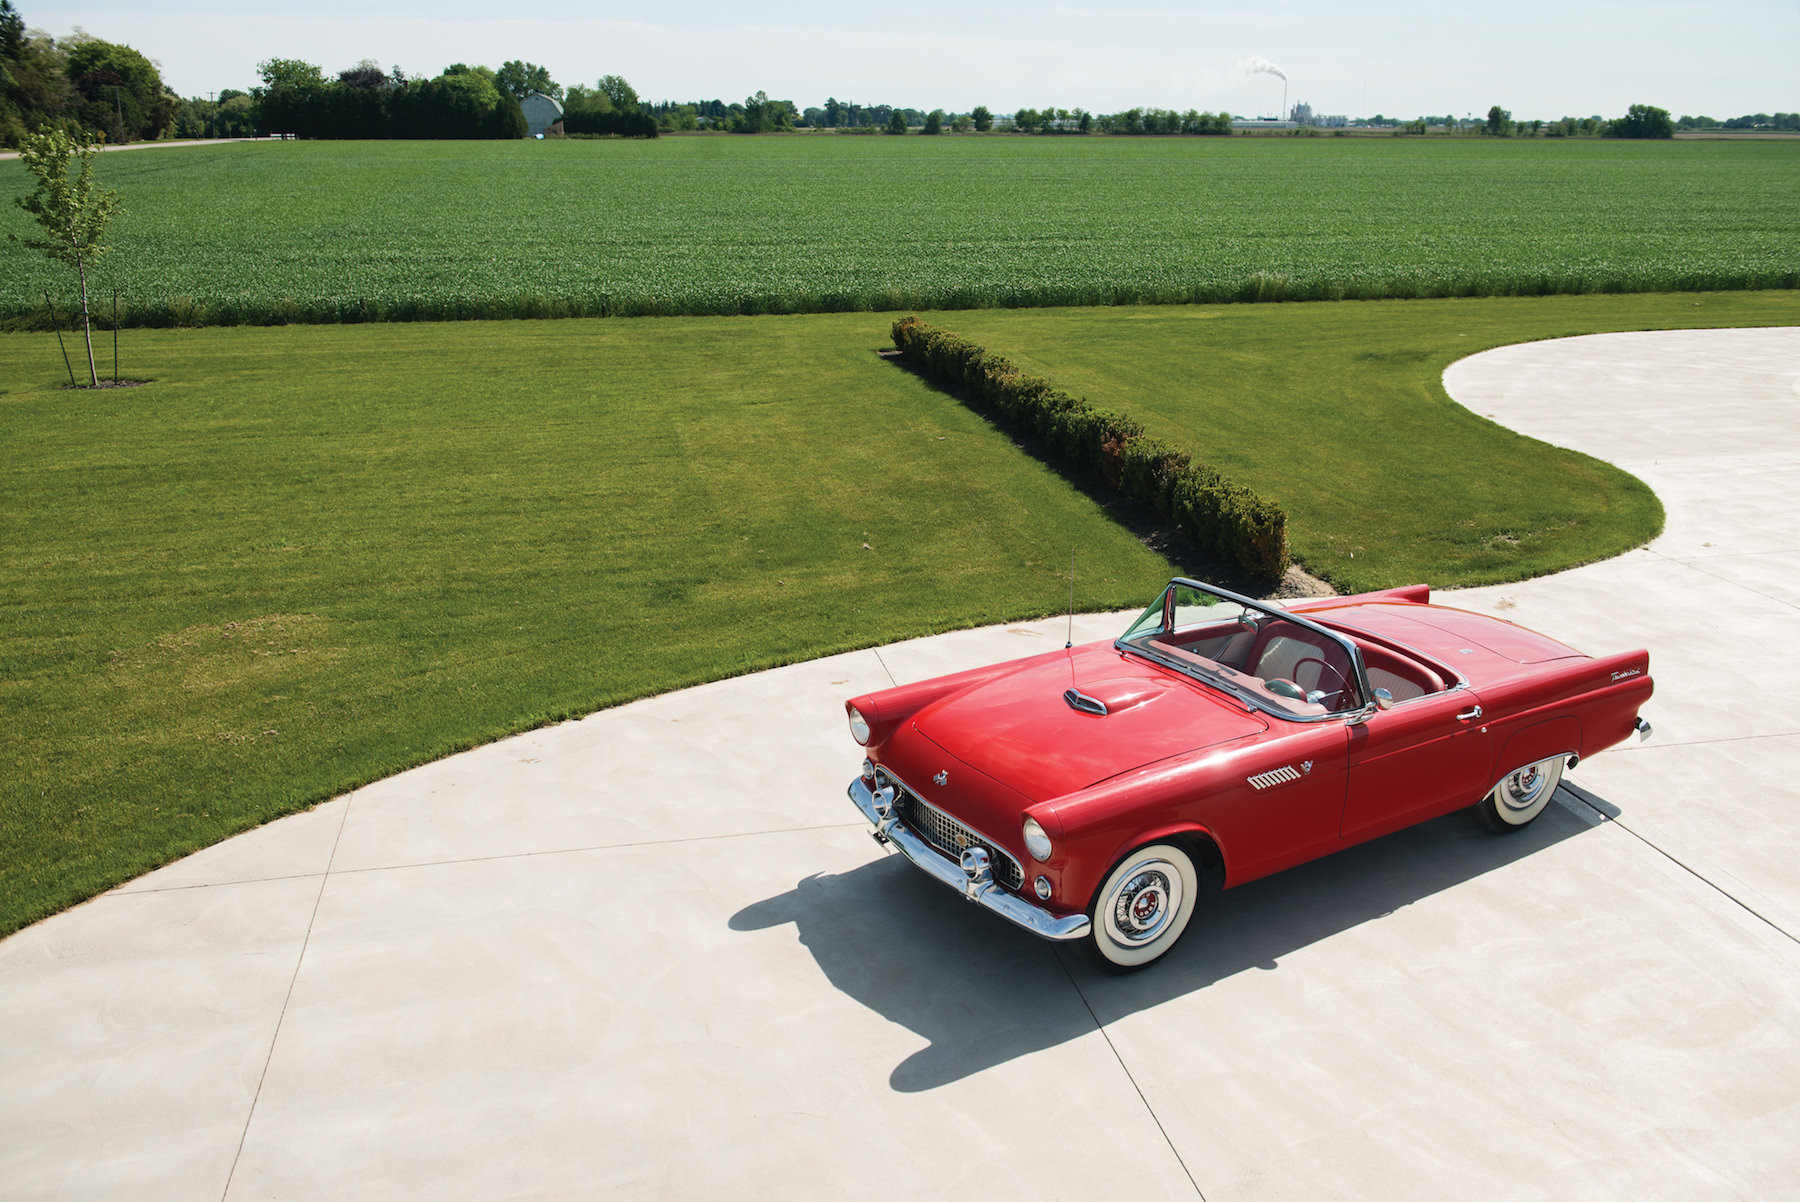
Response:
[732,787,1610,1092]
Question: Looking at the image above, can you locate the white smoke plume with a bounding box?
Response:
[1241,55,1287,82]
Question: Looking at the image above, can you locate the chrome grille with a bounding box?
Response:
[896,790,1024,892]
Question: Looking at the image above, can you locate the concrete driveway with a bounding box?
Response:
[4,328,1798,1200]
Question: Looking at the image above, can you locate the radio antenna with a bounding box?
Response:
[1066,550,1075,649]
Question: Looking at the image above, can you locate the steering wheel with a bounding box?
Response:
[1292,657,1351,707]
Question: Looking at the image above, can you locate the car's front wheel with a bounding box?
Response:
[1477,756,1566,832]
[1085,843,1200,972]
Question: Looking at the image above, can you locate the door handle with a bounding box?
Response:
[1457,705,1484,722]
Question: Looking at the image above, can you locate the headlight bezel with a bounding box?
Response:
[1022,816,1053,862]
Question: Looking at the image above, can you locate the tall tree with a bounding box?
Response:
[337,59,387,90]
[10,126,122,386]
[253,57,324,136]
[64,38,174,142]
[495,60,558,100]
[598,74,638,110]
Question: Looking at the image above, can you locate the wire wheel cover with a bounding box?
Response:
[1108,862,1183,943]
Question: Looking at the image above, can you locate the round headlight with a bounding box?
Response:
[1022,816,1053,862]
[848,705,871,745]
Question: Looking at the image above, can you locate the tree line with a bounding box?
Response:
[252,60,527,140]
[1472,103,1676,139]
[3,1,1788,149]
[1677,111,1799,131]
[1,0,175,146]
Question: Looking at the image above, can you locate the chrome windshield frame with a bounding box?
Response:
[1115,577,1377,725]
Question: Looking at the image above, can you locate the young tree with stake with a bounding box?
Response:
[10,128,122,387]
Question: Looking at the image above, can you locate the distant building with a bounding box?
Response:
[520,91,564,137]
[1290,101,1313,125]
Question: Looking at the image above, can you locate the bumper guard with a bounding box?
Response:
[848,777,1091,943]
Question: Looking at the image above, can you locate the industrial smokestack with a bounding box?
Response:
[1241,56,1289,122]
[1242,55,1287,82]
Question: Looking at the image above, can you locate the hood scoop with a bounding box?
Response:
[1063,687,1108,716]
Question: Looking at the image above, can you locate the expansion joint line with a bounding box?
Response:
[1056,950,1208,1200]
[219,798,353,1201]
[1565,788,1799,947]
[1646,546,1800,614]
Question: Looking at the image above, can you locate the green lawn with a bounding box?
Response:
[2,291,1795,935]
[1,136,1795,326]
[927,291,1800,590]
[0,314,1175,935]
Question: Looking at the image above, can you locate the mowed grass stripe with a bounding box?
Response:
[1,136,1795,327]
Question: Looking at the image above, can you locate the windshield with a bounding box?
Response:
[1118,579,1368,721]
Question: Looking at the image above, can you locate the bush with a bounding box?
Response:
[1604,103,1674,140]
[562,108,658,138]
[891,316,1289,579]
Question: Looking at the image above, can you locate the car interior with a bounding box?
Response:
[1149,615,1453,716]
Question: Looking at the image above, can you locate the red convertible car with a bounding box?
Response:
[846,578,1653,970]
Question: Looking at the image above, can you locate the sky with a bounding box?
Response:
[21,0,1800,122]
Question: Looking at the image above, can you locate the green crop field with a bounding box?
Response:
[1,136,1795,327]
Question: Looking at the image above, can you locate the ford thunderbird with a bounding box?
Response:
[846,578,1653,970]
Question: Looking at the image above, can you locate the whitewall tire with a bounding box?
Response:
[1087,843,1200,971]
[1478,756,1565,832]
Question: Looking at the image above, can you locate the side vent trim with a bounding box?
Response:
[1247,765,1303,791]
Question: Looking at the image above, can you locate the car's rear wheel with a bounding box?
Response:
[1477,756,1565,832]
[1085,843,1199,972]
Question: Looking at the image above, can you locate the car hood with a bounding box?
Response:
[901,642,1267,803]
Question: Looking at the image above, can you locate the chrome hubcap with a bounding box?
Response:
[1500,764,1549,812]
[1110,863,1182,943]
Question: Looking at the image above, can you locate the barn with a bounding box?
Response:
[520,91,564,137]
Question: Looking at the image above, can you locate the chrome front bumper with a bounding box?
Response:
[848,776,1092,943]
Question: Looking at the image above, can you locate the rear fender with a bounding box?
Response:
[1495,715,1581,788]
[1580,649,1654,755]
[1482,648,1652,766]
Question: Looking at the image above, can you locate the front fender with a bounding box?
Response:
[1026,750,1249,916]
[847,645,1082,751]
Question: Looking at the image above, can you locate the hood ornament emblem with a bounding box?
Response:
[933,770,949,787]
[1301,760,1314,775]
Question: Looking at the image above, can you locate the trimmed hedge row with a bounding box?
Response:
[891,316,1289,580]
